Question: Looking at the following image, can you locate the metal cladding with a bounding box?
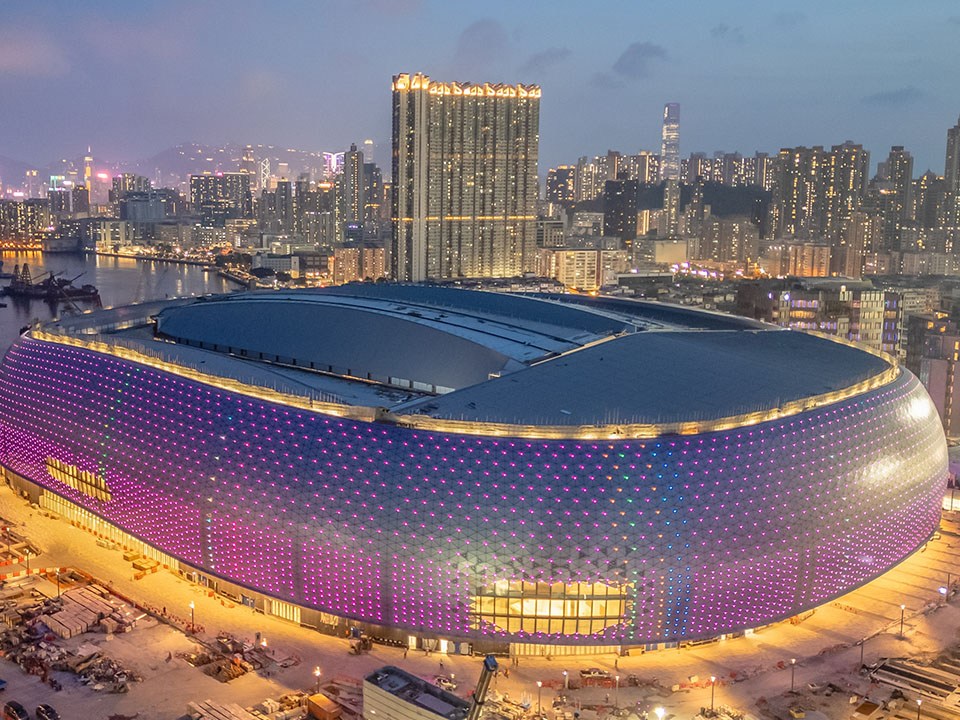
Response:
[0,331,948,645]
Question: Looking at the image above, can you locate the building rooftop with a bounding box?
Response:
[32,285,897,432]
[364,666,470,720]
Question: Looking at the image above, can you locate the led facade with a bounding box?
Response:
[0,334,946,646]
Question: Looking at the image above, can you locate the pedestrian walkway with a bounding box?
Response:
[4,485,960,719]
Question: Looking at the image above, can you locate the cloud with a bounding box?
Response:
[0,29,69,78]
[710,24,745,43]
[774,11,806,26]
[590,72,625,90]
[611,41,667,79]
[519,47,572,75]
[862,86,923,106]
[453,19,509,70]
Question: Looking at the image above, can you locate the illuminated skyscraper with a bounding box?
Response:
[945,115,960,226]
[83,147,93,190]
[363,139,375,167]
[881,145,914,250]
[391,72,540,281]
[341,143,364,226]
[660,103,680,181]
[239,145,257,180]
[258,158,271,191]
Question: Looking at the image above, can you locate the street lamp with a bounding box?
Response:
[189,601,195,632]
[900,604,905,638]
[790,658,796,692]
[615,675,619,713]
[563,670,568,690]
[537,680,542,717]
[917,698,922,720]
[314,666,321,694]
[56,569,60,599]
[710,676,716,712]
[654,708,665,720]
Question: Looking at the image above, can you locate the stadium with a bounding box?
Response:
[0,285,947,655]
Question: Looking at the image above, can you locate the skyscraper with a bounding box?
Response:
[341,143,364,227]
[363,139,375,167]
[391,72,540,281]
[602,179,639,247]
[881,146,914,250]
[546,166,575,204]
[945,115,960,226]
[663,179,681,236]
[660,103,680,181]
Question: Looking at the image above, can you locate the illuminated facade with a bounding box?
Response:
[391,73,540,281]
[660,103,680,181]
[0,288,947,651]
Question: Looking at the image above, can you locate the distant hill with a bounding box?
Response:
[0,155,34,187]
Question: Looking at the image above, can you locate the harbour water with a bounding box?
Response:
[0,252,236,356]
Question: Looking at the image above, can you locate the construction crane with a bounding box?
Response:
[466,655,498,720]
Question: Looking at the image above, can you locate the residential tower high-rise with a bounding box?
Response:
[945,116,960,226]
[391,73,541,281]
[660,103,680,181]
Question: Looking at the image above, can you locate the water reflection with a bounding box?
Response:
[0,251,237,356]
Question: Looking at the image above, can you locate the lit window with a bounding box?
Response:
[46,457,112,502]
[470,580,631,636]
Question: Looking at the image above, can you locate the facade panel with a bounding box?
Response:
[0,337,946,646]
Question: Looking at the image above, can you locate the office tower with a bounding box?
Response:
[341,143,364,227]
[660,103,680,181]
[258,158,271,191]
[239,145,257,180]
[71,185,90,215]
[322,152,344,179]
[663,179,681,236]
[602,179,638,247]
[944,116,960,226]
[881,146,914,250]
[391,72,540,281]
[363,139,375,167]
[83,147,93,190]
[546,166,575,204]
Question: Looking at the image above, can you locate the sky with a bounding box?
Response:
[1,0,959,175]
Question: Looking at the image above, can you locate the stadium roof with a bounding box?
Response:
[37,285,895,429]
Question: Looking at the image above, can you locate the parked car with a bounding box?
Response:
[37,705,62,720]
[0,680,5,692]
[3,701,28,720]
[579,668,610,679]
[435,675,458,691]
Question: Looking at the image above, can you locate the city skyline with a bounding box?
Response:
[1,1,959,175]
